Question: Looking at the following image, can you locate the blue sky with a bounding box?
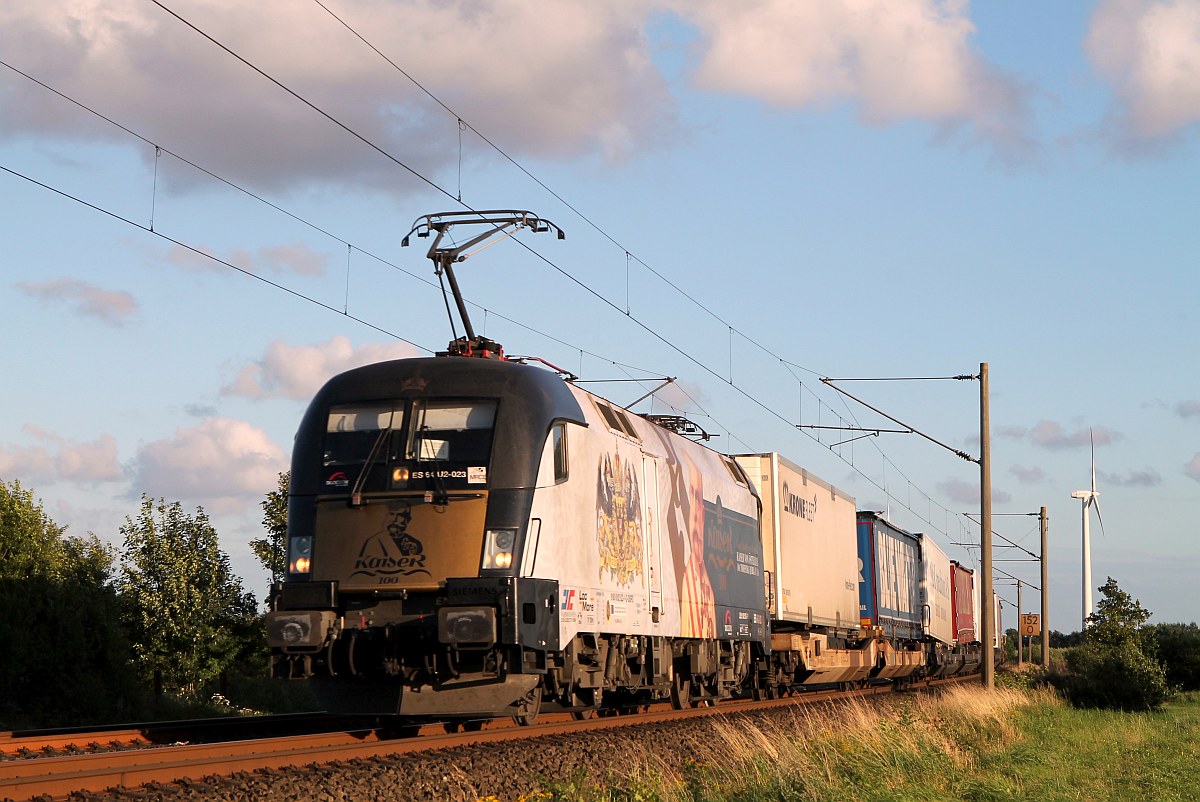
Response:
[2,0,1198,630]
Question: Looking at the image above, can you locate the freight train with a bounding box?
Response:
[265,352,1000,724]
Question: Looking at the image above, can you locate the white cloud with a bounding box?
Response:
[0,425,122,484]
[130,418,286,508]
[1086,0,1200,144]
[222,336,420,400]
[996,425,1029,440]
[938,477,1011,505]
[641,378,710,416]
[1185,454,1200,483]
[677,0,1032,158]
[1098,467,1161,487]
[0,0,1042,188]
[1009,464,1046,484]
[18,278,137,324]
[165,244,220,273]
[257,243,329,276]
[0,0,676,194]
[1028,421,1122,450]
[0,442,54,482]
[164,242,329,276]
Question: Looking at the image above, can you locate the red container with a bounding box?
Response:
[950,561,977,644]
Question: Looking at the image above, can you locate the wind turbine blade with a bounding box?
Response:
[1089,428,1104,535]
[1090,429,1098,494]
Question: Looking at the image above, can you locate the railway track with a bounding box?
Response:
[1,677,969,801]
[0,713,355,759]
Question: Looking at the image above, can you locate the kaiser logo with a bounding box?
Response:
[351,503,431,578]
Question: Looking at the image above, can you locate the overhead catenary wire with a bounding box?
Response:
[0,163,431,353]
[0,67,759,445]
[0,59,723,412]
[148,0,453,203]
[6,5,984,557]
[149,0,971,548]
[5,97,958,559]
[139,1,770,424]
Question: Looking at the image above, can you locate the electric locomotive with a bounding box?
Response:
[265,354,769,722]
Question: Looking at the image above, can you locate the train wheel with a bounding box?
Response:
[513,685,542,727]
[752,685,771,701]
[670,673,691,710]
[752,673,777,701]
[571,687,600,720]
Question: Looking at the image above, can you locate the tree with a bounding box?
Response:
[1049,629,1084,648]
[1150,623,1200,691]
[1,478,69,578]
[1003,628,1019,663]
[0,480,143,727]
[251,471,289,583]
[117,496,257,698]
[1062,577,1170,711]
[1085,577,1153,646]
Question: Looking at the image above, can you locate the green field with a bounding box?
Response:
[535,685,1200,802]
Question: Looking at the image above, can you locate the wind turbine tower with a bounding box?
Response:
[1070,432,1104,629]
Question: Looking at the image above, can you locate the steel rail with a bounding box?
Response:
[1,676,972,800]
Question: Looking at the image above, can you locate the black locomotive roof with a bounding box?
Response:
[290,356,587,496]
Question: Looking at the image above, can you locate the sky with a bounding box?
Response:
[2,0,1198,632]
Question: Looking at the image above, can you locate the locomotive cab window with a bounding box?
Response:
[323,403,402,492]
[552,422,568,482]
[407,401,497,464]
[321,399,498,496]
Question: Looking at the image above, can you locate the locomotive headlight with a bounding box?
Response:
[288,535,313,576]
[482,528,516,571]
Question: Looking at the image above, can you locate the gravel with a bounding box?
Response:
[54,710,773,802]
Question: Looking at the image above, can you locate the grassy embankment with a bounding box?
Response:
[532,682,1200,802]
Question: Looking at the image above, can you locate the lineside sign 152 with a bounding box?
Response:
[1020,614,1040,636]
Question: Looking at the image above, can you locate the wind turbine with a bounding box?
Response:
[1070,430,1105,629]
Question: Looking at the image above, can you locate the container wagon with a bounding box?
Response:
[735,453,875,687]
[856,511,925,680]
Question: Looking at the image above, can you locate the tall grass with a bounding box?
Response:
[535,685,1200,801]
[535,685,1036,801]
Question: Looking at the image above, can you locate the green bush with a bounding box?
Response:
[0,480,149,728]
[1063,640,1171,711]
[1150,623,1200,691]
[1055,578,1171,712]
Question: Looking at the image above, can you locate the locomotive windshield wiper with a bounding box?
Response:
[349,426,391,507]
[421,426,452,508]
